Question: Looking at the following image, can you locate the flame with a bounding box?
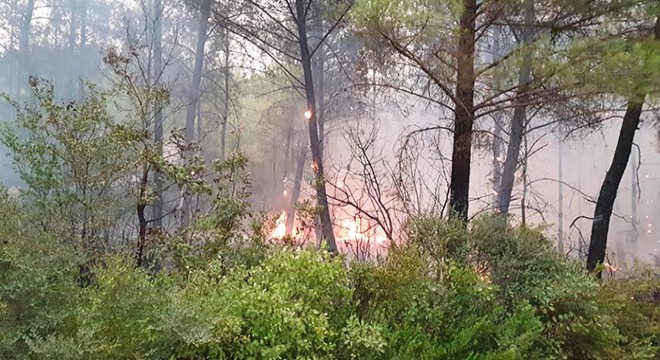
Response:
[304,109,312,120]
[344,218,365,242]
[604,262,619,273]
[271,211,287,239]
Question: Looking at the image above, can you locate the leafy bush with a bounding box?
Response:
[407,216,660,359]
[169,249,375,359]
[350,246,542,359]
[0,199,657,359]
[0,196,83,359]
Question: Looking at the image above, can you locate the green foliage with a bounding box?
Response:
[160,151,261,271]
[72,259,174,360]
[0,78,141,243]
[0,196,83,359]
[170,249,360,359]
[349,246,542,359]
[0,194,657,360]
[407,216,659,359]
[598,269,660,359]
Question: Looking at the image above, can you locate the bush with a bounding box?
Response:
[407,216,659,359]
[1,202,657,359]
[168,249,377,359]
[0,197,83,359]
[350,246,542,359]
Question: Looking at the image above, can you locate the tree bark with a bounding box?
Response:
[283,126,293,178]
[152,0,164,229]
[587,100,644,275]
[182,0,210,226]
[295,0,338,253]
[491,112,504,204]
[185,0,210,144]
[587,16,659,276]
[449,0,477,221]
[136,167,150,267]
[316,40,326,156]
[19,0,35,96]
[286,147,306,237]
[221,31,230,161]
[496,0,535,216]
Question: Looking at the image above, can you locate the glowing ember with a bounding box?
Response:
[271,211,287,239]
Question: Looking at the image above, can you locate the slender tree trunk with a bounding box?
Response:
[316,42,326,156]
[136,167,150,267]
[185,0,210,145]
[295,0,337,253]
[587,16,659,276]
[557,134,564,253]
[630,145,638,253]
[66,2,78,99]
[19,0,35,96]
[182,0,210,226]
[220,33,230,161]
[491,112,504,205]
[76,0,88,100]
[283,126,293,178]
[152,0,164,229]
[80,1,88,49]
[496,0,535,216]
[286,147,306,237]
[449,0,477,221]
[521,135,529,226]
[587,100,645,275]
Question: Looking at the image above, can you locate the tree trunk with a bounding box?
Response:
[283,126,293,178]
[286,147,306,237]
[221,32,230,161]
[136,167,150,267]
[496,0,535,216]
[557,134,564,253]
[316,40,326,156]
[182,0,210,226]
[521,135,529,226]
[449,0,477,221]
[19,0,35,96]
[587,100,644,275]
[295,0,337,253]
[185,0,210,145]
[587,16,659,276]
[630,145,638,254]
[76,0,88,100]
[491,112,504,205]
[66,1,78,99]
[152,0,164,229]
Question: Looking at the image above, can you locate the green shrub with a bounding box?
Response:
[0,197,83,360]
[1,201,657,360]
[598,270,660,359]
[350,246,542,359]
[73,259,175,360]
[407,216,659,359]
[168,248,384,359]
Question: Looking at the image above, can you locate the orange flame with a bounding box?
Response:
[271,211,287,239]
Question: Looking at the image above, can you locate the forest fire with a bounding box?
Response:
[268,209,389,257]
[270,211,288,239]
